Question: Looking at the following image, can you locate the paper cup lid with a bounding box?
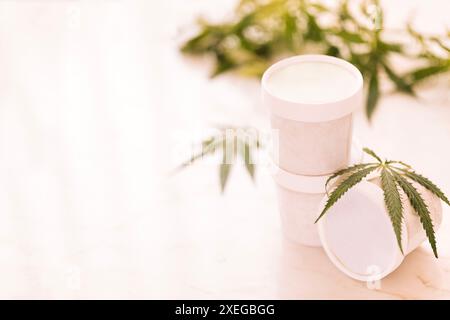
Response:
[317,181,408,281]
[261,55,363,122]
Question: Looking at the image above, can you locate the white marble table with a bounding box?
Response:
[0,0,449,299]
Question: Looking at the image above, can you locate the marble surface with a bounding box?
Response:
[0,0,449,299]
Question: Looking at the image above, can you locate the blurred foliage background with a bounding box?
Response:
[181,0,450,119]
[178,0,450,190]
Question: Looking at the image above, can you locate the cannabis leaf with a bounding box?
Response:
[381,167,404,253]
[181,0,450,119]
[220,138,234,192]
[391,170,438,257]
[406,62,450,83]
[173,127,262,192]
[401,170,450,206]
[363,147,382,163]
[315,165,378,223]
[317,147,449,258]
[382,62,414,95]
[366,68,380,119]
[238,141,255,180]
[325,163,377,191]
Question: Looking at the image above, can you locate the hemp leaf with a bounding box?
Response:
[181,0,450,119]
[316,165,379,223]
[380,167,404,254]
[317,148,449,258]
[172,127,262,192]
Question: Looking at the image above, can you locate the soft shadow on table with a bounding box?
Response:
[276,238,450,299]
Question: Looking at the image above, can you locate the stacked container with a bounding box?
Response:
[262,55,443,281]
[262,55,364,247]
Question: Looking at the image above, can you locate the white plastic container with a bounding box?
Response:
[317,178,443,281]
[273,168,329,246]
[262,55,363,175]
[271,143,363,247]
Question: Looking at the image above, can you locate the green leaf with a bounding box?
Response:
[366,70,379,120]
[310,3,329,12]
[349,53,369,74]
[172,136,222,174]
[326,45,340,57]
[381,168,404,254]
[325,163,374,190]
[211,52,236,77]
[336,30,365,43]
[382,62,414,94]
[315,165,379,223]
[219,134,235,192]
[180,30,210,53]
[219,162,232,192]
[305,14,323,42]
[388,161,412,169]
[238,139,255,180]
[407,63,450,83]
[431,37,450,52]
[378,41,404,53]
[283,13,298,51]
[363,147,383,163]
[401,170,450,206]
[232,12,255,34]
[406,23,423,42]
[181,28,225,54]
[235,60,268,77]
[391,171,438,258]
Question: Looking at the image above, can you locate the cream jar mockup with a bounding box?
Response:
[262,55,363,176]
[317,178,443,282]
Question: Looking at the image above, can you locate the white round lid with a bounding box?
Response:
[317,181,408,282]
[261,55,363,122]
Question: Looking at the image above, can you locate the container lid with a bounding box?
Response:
[271,140,363,194]
[261,55,363,123]
[317,181,408,281]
